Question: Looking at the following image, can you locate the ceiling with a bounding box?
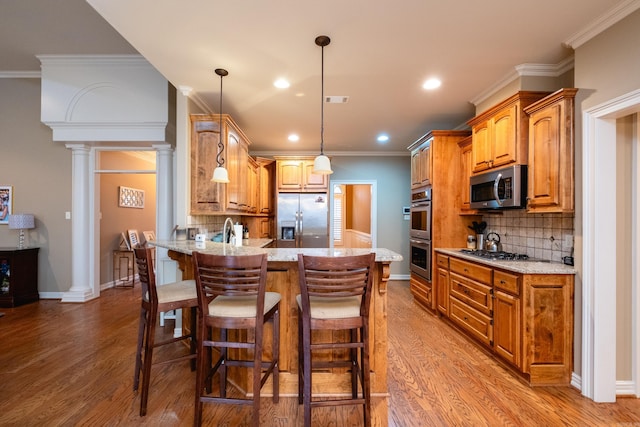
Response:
[0,0,632,155]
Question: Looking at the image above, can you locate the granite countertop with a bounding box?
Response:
[149,240,403,263]
[435,248,576,275]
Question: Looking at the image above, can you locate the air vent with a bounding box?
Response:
[325,96,349,103]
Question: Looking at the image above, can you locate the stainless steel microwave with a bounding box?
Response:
[470,165,527,210]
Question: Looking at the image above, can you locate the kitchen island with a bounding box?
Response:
[151,239,402,426]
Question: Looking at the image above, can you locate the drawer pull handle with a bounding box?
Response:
[464,268,469,272]
[500,280,506,284]
[463,316,468,321]
[463,289,470,295]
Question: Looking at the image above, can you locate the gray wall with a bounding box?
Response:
[0,78,72,294]
[574,8,640,382]
[330,156,411,276]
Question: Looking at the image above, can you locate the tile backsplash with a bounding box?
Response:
[480,211,574,262]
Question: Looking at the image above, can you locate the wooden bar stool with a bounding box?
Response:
[192,252,280,427]
[297,253,376,427]
[132,246,198,416]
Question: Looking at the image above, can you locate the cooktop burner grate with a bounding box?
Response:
[459,249,548,262]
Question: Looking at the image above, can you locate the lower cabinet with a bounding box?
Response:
[409,273,432,310]
[436,252,574,386]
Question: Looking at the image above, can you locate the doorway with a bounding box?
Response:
[583,89,640,401]
[329,180,377,249]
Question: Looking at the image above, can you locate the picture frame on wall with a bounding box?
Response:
[118,186,145,209]
[0,186,12,225]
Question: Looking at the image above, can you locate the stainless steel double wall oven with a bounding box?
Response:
[409,187,432,281]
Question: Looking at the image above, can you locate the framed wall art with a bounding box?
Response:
[118,186,145,209]
[0,186,13,225]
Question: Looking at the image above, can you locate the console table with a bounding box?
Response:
[0,247,39,307]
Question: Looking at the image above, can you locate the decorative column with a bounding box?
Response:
[153,143,183,336]
[61,144,96,302]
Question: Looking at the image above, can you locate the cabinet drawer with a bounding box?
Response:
[436,253,449,269]
[410,275,432,309]
[450,272,492,315]
[450,257,492,284]
[494,269,521,296]
[449,298,493,347]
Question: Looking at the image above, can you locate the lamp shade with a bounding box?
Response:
[312,155,333,175]
[8,214,35,230]
[211,166,230,183]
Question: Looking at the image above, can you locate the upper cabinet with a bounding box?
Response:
[524,88,578,214]
[457,135,479,214]
[190,114,273,216]
[190,115,226,214]
[274,157,328,192]
[467,92,550,173]
[410,138,431,188]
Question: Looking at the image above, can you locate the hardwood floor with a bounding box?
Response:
[0,281,638,426]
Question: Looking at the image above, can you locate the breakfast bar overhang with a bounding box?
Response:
[151,240,402,425]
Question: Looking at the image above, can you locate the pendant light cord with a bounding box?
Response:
[320,42,325,156]
[215,69,227,167]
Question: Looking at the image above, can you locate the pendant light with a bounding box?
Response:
[313,35,333,175]
[211,68,230,183]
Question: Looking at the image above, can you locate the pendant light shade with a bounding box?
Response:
[313,35,333,175]
[211,68,230,183]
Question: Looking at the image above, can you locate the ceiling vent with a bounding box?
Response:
[325,96,349,103]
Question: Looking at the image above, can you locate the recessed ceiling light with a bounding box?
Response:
[377,134,389,143]
[274,78,290,89]
[288,134,299,142]
[422,78,442,90]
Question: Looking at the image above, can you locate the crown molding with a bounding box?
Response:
[563,0,640,49]
[469,56,574,107]
[0,71,41,79]
[36,54,147,66]
[250,150,410,157]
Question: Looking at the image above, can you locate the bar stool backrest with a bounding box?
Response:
[134,246,156,304]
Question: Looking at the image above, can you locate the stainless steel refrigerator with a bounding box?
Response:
[276,193,329,248]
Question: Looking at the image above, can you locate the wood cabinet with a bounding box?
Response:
[256,157,275,215]
[493,269,521,368]
[246,156,259,214]
[410,142,431,188]
[457,135,481,214]
[436,251,574,385]
[408,130,480,312]
[190,116,225,213]
[410,273,432,310]
[467,92,549,173]
[0,247,39,307]
[225,120,249,211]
[190,114,275,220]
[274,157,328,192]
[524,88,578,213]
[435,253,450,316]
[190,114,251,214]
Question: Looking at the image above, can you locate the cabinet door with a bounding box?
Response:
[420,144,431,186]
[493,290,521,368]
[436,266,449,316]
[226,132,241,210]
[491,104,518,168]
[411,150,421,188]
[471,121,492,172]
[523,274,573,385]
[277,160,303,191]
[191,122,224,213]
[258,161,274,214]
[247,158,259,213]
[527,104,561,211]
[302,161,328,191]
[458,137,474,212]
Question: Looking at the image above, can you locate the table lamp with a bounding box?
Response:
[8,214,35,249]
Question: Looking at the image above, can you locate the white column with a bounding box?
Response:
[61,144,97,302]
[153,143,183,336]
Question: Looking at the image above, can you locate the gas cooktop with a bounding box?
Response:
[459,249,549,262]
